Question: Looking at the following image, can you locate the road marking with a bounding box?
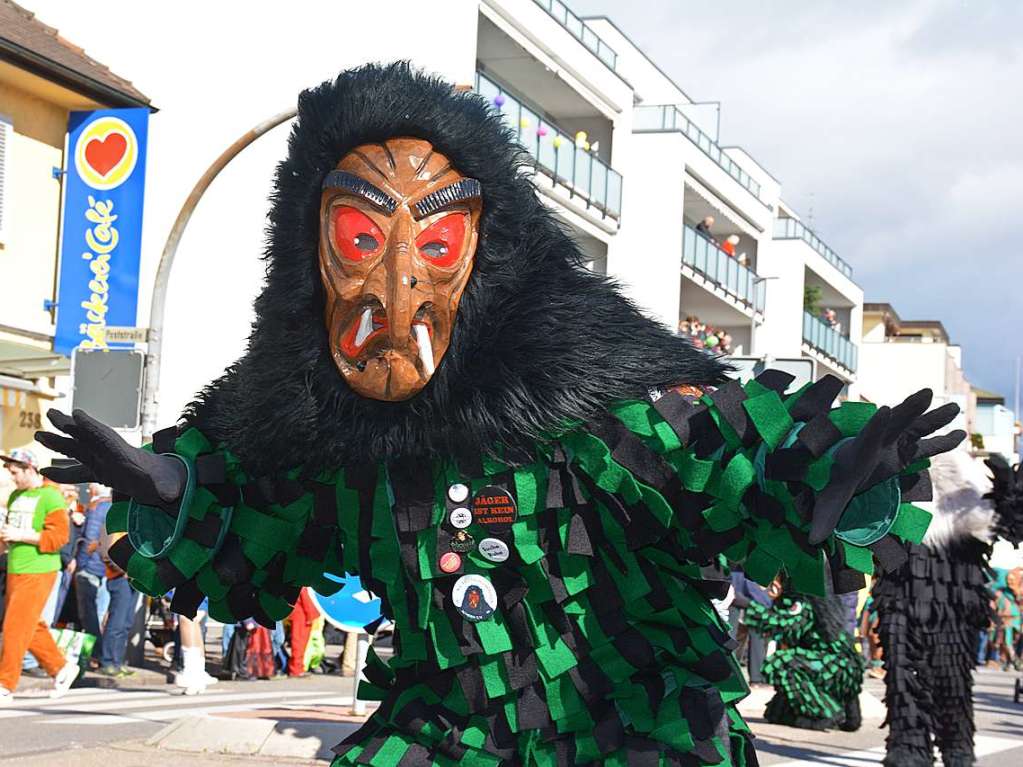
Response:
[49,695,357,726]
[2,688,331,721]
[767,735,1020,766]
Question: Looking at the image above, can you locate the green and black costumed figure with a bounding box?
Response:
[37,64,964,766]
[743,583,865,731]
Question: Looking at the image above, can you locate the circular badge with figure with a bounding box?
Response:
[471,485,517,531]
[449,529,475,553]
[449,508,472,529]
[452,574,498,622]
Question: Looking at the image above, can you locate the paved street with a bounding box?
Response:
[0,666,1020,765]
[0,673,357,762]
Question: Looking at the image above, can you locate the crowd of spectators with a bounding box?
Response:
[0,449,140,704]
[678,316,733,354]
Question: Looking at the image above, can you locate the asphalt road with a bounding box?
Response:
[0,667,1020,765]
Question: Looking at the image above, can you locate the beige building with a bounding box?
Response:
[858,302,975,436]
[0,0,150,462]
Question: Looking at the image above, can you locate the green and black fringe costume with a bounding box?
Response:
[105,379,938,765]
[744,587,864,731]
[53,65,961,766]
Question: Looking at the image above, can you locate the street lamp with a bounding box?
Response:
[140,108,297,440]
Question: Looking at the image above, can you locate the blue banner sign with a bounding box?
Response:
[54,108,149,357]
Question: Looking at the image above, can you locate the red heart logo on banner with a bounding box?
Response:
[84,133,128,177]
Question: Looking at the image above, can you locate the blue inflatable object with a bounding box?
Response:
[310,572,386,634]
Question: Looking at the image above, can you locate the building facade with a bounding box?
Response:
[11,0,873,431]
[0,0,150,464]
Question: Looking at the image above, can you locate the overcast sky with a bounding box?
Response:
[576,0,1023,405]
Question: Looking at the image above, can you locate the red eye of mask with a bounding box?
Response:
[415,213,466,268]
[333,206,383,262]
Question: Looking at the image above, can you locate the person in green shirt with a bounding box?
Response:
[0,448,79,703]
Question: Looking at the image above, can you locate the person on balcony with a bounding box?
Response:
[695,215,717,244]
[722,234,740,257]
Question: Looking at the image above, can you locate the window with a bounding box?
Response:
[0,115,10,242]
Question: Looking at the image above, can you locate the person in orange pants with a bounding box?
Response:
[287,587,318,677]
[1,449,78,703]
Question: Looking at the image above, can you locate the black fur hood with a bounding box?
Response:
[185,63,728,474]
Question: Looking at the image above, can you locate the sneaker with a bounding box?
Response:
[116,666,136,678]
[51,661,80,698]
[22,666,49,678]
[0,687,12,707]
[98,665,120,676]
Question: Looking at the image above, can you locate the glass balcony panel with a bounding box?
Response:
[550,0,568,24]
[590,161,608,209]
[606,171,622,217]
[566,15,583,38]
[519,105,540,159]
[537,121,557,175]
[555,138,574,183]
[573,147,591,192]
[683,227,696,266]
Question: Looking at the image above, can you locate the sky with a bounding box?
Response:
[576,0,1023,405]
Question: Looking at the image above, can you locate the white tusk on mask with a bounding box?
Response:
[354,308,374,348]
[414,324,435,376]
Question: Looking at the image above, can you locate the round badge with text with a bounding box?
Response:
[449,508,472,529]
[477,538,510,563]
[452,574,498,622]
[471,485,517,531]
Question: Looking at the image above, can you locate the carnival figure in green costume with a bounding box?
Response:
[744,581,864,731]
[37,64,963,766]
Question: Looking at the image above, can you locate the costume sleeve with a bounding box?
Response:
[103,426,347,626]
[562,373,936,597]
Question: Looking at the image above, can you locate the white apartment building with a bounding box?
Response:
[586,15,863,397]
[9,0,869,432]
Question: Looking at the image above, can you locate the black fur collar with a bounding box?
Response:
[185,63,728,474]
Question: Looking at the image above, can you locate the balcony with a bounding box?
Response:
[803,311,858,373]
[683,226,765,313]
[476,71,623,222]
[774,219,852,279]
[634,105,762,201]
[530,0,618,70]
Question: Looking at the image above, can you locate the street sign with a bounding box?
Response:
[105,326,149,344]
[309,573,386,634]
[54,108,150,357]
[727,356,816,393]
[71,348,144,429]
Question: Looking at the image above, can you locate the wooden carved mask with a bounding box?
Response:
[318,139,482,401]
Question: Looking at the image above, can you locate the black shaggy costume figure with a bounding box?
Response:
[40,64,964,765]
[874,450,1023,767]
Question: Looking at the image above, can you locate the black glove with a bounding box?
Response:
[36,409,186,509]
[809,389,965,544]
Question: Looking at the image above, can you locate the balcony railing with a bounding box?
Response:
[683,226,766,313]
[803,311,858,372]
[634,105,763,200]
[476,71,622,221]
[774,219,853,278]
[531,0,617,70]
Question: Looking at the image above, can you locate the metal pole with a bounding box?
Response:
[140,108,297,440]
[350,632,370,716]
[1015,355,1021,457]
